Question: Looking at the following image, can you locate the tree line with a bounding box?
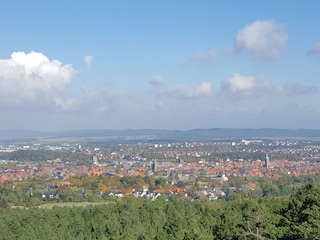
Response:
[0,184,320,239]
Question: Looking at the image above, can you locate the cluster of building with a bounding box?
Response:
[1,139,320,185]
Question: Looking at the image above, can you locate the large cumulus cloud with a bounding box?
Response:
[0,51,76,105]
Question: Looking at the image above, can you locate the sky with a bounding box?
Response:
[0,1,320,131]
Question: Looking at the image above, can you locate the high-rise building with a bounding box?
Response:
[93,155,98,165]
[265,154,270,168]
[152,158,158,173]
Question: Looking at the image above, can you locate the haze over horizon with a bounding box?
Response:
[1,1,320,131]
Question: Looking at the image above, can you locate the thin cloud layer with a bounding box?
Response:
[54,97,78,111]
[190,50,219,63]
[160,82,212,98]
[84,55,93,67]
[0,51,75,104]
[276,83,319,96]
[149,75,165,86]
[221,73,318,98]
[308,41,320,55]
[235,20,288,60]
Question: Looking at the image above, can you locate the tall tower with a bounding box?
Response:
[265,154,270,169]
[152,158,158,173]
[93,155,98,165]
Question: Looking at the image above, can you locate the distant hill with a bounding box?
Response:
[1,128,320,141]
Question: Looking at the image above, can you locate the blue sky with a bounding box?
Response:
[0,1,320,131]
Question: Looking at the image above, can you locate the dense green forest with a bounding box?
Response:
[0,184,319,239]
[0,150,90,163]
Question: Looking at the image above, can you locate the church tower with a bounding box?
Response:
[265,154,270,169]
[152,158,158,173]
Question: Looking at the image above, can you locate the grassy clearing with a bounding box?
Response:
[38,201,111,209]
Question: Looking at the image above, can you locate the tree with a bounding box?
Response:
[0,198,7,208]
[280,184,320,239]
[155,177,166,187]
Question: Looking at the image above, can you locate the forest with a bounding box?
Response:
[0,184,320,239]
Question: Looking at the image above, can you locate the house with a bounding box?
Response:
[42,191,59,199]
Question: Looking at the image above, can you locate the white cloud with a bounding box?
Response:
[235,20,288,60]
[160,82,212,98]
[308,41,320,55]
[84,55,93,67]
[221,73,318,98]
[0,51,76,104]
[221,73,271,97]
[149,75,165,86]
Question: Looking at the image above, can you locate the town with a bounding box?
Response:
[1,136,320,205]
